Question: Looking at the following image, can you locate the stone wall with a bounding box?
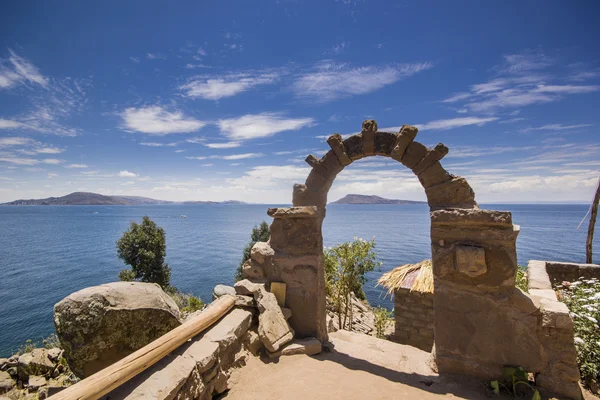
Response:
[105,306,261,400]
[543,261,600,286]
[394,289,434,351]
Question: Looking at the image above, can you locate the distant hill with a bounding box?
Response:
[2,192,246,206]
[331,194,426,205]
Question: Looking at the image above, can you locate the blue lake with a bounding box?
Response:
[0,203,597,356]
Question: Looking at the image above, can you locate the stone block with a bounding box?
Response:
[417,161,453,188]
[425,177,477,209]
[273,337,322,357]
[234,280,265,296]
[204,309,253,344]
[412,143,449,175]
[455,245,487,278]
[242,329,263,356]
[305,168,334,193]
[235,295,255,308]
[250,242,274,265]
[390,125,418,161]
[212,284,236,300]
[401,141,429,169]
[292,183,327,208]
[267,206,319,219]
[361,120,376,155]
[374,131,397,156]
[431,208,513,228]
[343,134,365,161]
[269,217,323,257]
[320,150,344,176]
[327,134,352,166]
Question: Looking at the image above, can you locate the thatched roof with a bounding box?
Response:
[377,259,433,298]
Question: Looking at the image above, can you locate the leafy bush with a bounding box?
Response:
[164,287,204,314]
[516,265,528,293]
[117,216,171,288]
[558,278,600,388]
[324,237,382,330]
[235,221,270,281]
[374,306,393,339]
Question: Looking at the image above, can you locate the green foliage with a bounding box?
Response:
[235,221,270,281]
[164,286,204,314]
[41,333,61,349]
[374,306,393,339]
[490,366,540,399]
[118,268,136,282]
[324,237,382,330]
[558,278,600,388]
[116,216,171,288]
[516,265,528,293]
[183,296,204,313]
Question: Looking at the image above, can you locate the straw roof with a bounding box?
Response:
[377,259,433,298]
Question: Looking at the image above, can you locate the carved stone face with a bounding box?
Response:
[455,245,487,278]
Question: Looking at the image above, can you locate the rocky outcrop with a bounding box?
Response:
[212,284,236,300]
[54,282,182,378]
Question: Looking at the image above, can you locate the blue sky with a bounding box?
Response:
[0,1,599,203]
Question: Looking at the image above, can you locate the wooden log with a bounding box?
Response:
[587,176,600,263]
[49,295,236,400]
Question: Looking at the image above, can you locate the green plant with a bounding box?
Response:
[42,333,61,349]
[374,306,393,339]
[490,366,540,399]
[235,221,270,281]
[516,265,528,293]
[324,237,382,330]
[116,216,171,288]
[164,287,204,314]
[183,295,204,313]
[558,278,600,388]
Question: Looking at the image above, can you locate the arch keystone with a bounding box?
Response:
[361,119,377,156]
[391,125,418,161]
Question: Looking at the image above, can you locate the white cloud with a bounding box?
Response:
[47,173,58,178]
[146,53,165,60]
[532,84,600,94]
[0,119,23,129]
[186,137,205,144]
[0,156,39,165]
[415,117,499,131]
[520,123,592,132]
[218,112,314,140]
[185,156,207,160]
[204,142,241,149]
[180,72,279,100]
[121,106,206,135]
[42,158,63,165]
[292,61,433,102]
[0,49,49,89]
[140,142,178,147]
[66,164,88,169]
[118,170,137,178]
[219,153,263,160]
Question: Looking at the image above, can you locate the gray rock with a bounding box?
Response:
[46,348,62,363]
[268,337,322,358]
[235,295,255,308]
[234,279,263,296]
[54,281,181,378]
[17,349,54,380]
[28,375,47,391]
[0,371,15,394]
[212,284,236,300]
[0,360,7,372]
[255,288,294,352]
[250,242,274,264]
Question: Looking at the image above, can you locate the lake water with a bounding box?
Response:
[0,203,597,356]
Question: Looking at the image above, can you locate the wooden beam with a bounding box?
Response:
[587,176,600,263]
[49,295,236,400]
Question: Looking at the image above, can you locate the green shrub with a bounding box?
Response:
[516,265,528,293]
[558,278,600,388]
[165,287,204,314]
[374,306,393,339]
[117,216,171,288]
[235,221,270,281]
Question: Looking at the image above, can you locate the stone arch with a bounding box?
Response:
[243,120,581,399]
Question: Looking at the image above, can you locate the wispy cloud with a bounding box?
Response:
[66,164,88,169]
[532,84,600,94]
[292,61,433,102]
[41,158,63,165]
[218,112,314,140]
[204,142,242,149]
[520,123,592,132]
[415,117,498,131]
[0,137,64,156]
[140,142,178,147]
[180,71,280,100]
[118,170,137,178]
[0,49,49,89]
[146,53,166,60]
[121,106,206,135]
[218,153,263,160]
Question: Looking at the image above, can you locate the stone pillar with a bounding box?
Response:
[263,206,328,343]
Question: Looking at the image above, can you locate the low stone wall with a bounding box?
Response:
[543,261,600,287]
[105,307,261,400]
[394,289,434,352]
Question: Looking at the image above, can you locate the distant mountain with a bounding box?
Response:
[2,192,246,206]
[331,194,426,205]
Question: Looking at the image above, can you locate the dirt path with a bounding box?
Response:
[223,330,495,400]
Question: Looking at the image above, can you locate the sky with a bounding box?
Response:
[0,1,599,204]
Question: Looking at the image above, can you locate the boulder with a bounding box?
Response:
[46,348,62,363]
[212,284,236,300]
[17,349,54,380]
[234,279,264,296]
[28,375,46,391]
[250,242,274,265]
[274,337,322,357]
[0,371,15,394]
[54,281,181,378]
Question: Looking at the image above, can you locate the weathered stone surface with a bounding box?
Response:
[213,284,236,300]
[27,375,46,391]
[390,125,418,161]
[205,309,253,346]
[425,176,477,209]
[455,245,487,278]
[361,120,377,155]
[269,216,323,257]
[417,161,453,188]
[281,307,292,320]
[401,141,429,169]
[374,131,397,156]
[267,206,319,219]
[46,348,62,363]
[234,279,264,296]
[292,183,327,208]
[412,143,449,175]
[235,295,255,308]
[431,208,513,227]
[254,287,294,352]
[242,329,263,356]
[241,259,265,280]
[54,282,181,378]
[343,134,365,161]
[280,337,322,356]
[305,168,334,193]
[305,155,329,177]
[17,349,54,380]
[0,371,15,394]
[319,150,344,176]
[327,134,352,166]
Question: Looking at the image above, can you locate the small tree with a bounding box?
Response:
[324,237,381,330]
[117,216,171,289]
[235,221,270,281]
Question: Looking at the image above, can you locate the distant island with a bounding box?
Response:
[331,194,426,205]
[2,192,247,206]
